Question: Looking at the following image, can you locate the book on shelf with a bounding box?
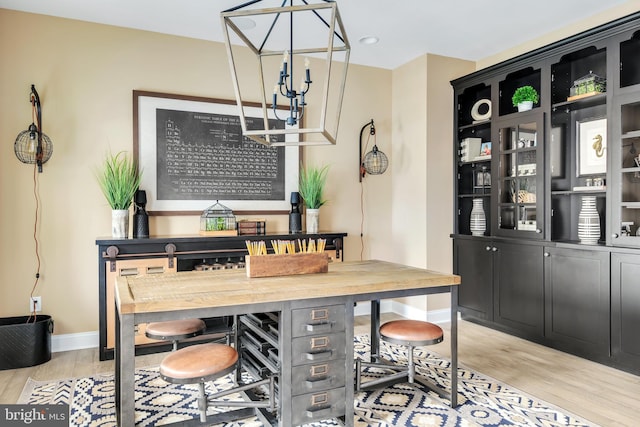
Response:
[237,219,266,235]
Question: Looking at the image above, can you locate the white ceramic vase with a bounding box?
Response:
[112,209,129,238]
[470,199,486,236]
[517,101,533,112]
[578,196,599,244]
[306,208,320,234]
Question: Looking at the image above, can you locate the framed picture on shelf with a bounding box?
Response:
[479,142,492,157]
[577,117,607,176]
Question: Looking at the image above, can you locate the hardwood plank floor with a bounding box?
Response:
[2,317,639,426]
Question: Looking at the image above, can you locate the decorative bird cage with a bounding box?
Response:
[199,201,238,236]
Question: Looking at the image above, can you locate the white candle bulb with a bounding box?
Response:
[305,57,310,69]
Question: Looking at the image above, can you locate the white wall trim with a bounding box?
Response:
[353,300,451,325]
[52,331,99,353]
[52,303,451,353]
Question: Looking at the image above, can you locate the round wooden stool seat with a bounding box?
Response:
[380,320,444,346]
[145,318,206,341]
[160,343,238,384]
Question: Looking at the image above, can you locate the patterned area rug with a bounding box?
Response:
[19,335,598,427]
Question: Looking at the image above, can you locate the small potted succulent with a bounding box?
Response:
[512,86,539,112]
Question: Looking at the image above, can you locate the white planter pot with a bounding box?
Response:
[112,209,129,238]
[517,101,533,112]
[306,208,320,234]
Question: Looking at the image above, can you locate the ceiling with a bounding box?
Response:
[0,0,632,69]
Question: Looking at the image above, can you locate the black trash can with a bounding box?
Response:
[0,315,53,370]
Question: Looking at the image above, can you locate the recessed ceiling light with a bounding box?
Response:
[359,35,379,45]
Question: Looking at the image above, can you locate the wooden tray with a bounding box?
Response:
[246,253,329,278]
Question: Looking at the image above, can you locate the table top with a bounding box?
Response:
[115,259,460,315]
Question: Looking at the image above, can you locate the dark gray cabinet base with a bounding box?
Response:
[454,236,640,376]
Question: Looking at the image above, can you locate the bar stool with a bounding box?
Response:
[160,342,276,424]
[145,318,207,351]
[355,319,446,398]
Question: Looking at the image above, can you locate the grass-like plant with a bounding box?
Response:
[298,164,329,209]
[97,151,141,210]
[512,85,539,106]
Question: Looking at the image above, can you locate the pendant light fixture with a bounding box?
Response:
[221,0,350,146]
[359,119,388,181]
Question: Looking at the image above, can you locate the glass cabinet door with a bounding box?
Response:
[496,114,544,238]
[612,94,640,247]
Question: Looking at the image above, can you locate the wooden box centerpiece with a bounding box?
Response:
[246,252,329,278]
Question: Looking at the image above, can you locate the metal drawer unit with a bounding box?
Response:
[290,304,347,425]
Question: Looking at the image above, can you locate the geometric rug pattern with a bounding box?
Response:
[19,334,600,427]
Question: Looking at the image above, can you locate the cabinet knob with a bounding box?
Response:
[544,252,550,257]
[491,247,498,252]
[536,229,542,234]
[485,246,491,251]
[612,233,619,239]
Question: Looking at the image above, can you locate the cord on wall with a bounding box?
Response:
[27,162,43,322]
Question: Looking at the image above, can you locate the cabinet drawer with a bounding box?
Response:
[291,388,345,426]
[291,359,346,395]
[291,305,345,337]
[292,333,346,366]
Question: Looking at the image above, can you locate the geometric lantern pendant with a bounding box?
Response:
[221,0,350,146]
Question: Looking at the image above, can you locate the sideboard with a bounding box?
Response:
[96,232,346,361]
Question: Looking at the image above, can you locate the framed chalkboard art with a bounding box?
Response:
[133,91,300,215]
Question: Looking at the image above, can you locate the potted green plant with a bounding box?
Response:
[298,164,329,233]
[96,151,142,238]
[512,85,539,112]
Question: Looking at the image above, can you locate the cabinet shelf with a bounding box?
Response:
[551,92,606,112]
[458,193,490,198]
[621,130,640,139]
[458,120,490,131]
[552,188,606,196]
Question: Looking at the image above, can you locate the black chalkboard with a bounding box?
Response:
[155,109,286,201]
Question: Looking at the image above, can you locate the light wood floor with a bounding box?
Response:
[2,316,639,426]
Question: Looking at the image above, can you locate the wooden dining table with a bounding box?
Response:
[114,259,460,426]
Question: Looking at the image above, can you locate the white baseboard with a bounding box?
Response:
[353,301,451,324]
[52,303,452,353]
[52,331,99,353]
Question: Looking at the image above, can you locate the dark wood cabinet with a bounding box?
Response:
[96,232,346,360]
[611,252,640,372]
[544,246,610,360]
[452,12,640,375]
[453,238,493,321]
[492,242,544,337]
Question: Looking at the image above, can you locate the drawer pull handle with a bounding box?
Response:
[305,350,332,361]
[306,322,332,332]
[305,376,332,388]
[311,308,329,321]
[306,405,332,418]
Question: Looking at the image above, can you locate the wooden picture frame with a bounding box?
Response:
[133,91,299,215]
[577,117,607,176]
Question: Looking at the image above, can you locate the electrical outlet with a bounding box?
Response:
[30,296,42,313]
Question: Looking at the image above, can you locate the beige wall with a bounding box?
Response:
[391,54,474,314]
[0,9,391,335]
